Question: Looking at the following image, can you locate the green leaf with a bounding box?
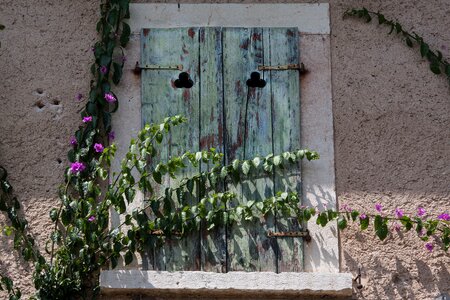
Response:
[112,62,122,85]
[377,14,386,24]
[120,22,131,47]
[232,159,240,170]
[420,42,429,57]
[316,212,328,227]
[430,62,441,74]
[405,37,413,47]
[124,251,133,265]
[351,210,359,221]
[395,23,402,34]
[338,216,348,230]
[400,216,413,231]
[273,155,282,166]
[49,208,58,222]
[252,157,261,167]
[242,161,251,175]
[155,132,163,143]
[220,167,228,179]
[152,171,162,184]
[374,215,388,241]
[360,216,369,230]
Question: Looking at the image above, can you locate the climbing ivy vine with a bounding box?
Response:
[0,3,449,300]
[344,8,450,82]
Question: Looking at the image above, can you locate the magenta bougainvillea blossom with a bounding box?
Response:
[395,208,404,218]
[70,162,86,174]
[75,93,83,101]
[94,143,104,153]
[375,203,383,213]
[417,207,426,217]
[425,242,434,252]
[88,216,96,222]
[70,136,77,146]
[100,66,108,74]
[82,116,93,123]
[438,213,450,221]
[104,93,116,103]
[360,213,367,220]
[108,131,115,140]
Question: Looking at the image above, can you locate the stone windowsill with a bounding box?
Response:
[100,270,353,298]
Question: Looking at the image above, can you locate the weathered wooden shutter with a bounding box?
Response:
[141,27,302,273]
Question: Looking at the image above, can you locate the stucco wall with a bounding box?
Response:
[0,0,449,299]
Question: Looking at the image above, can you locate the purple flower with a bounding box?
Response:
[94,143,104,153]
[82,116,93,123]
[88,215,96,222]
[108,131,115,140]
[395,208,404,219]
[70,162,86,174]
[425,242,433,252]
[342,204,352,212]
[375,203,383,213]
[417,207,426,217]
[75,93,83,101]
[100,65,108,74]
[438,213,450,221]
[391,222,401,232]
[360,213,367,220]
[104,92,116,103]
[70,136,77,146]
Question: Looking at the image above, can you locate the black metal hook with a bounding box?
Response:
[174,72,194,89]
[246,71,266,88]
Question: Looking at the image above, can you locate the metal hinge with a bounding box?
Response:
[267,229,311,242]
[258,63,307,74]
[134,62,183,74]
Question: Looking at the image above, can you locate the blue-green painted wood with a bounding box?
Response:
[141,26,302,273]
[268,28,303,272]
[223,27,276,272]
[198,27,227,272]
[141,27,201,271]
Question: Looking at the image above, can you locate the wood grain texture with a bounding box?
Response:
[141,27,302,273]
[141,27,201,271]
[268,28,303,272]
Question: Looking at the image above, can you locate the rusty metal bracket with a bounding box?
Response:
[267,229,311,242]
[258,63,307,75]
[134,62,183,74]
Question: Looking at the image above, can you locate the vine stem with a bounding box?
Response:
[50,179,71,265]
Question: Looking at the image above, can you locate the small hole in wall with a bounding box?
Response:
[35,100,45,109]
[52,99,60,105]
[56,158,62,164]
[36,88,44,94]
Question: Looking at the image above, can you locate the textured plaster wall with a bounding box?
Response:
[0,0,449,299]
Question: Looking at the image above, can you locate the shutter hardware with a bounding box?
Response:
[134,62,183,74]
[267,229,311,242]
[258,63,307,74]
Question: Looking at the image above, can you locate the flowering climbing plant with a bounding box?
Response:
[0,2,449,300]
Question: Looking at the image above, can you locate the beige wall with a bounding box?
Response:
[0,0,449,299]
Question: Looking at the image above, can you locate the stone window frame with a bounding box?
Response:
[101,3,352,298]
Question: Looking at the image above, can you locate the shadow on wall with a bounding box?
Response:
[344,251,450,299]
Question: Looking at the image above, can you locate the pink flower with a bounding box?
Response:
[342,204,352,212]
[425,242,433,252]
[395,208,404,219]
[70,136,77,146]
[100,66,108,74]
[417,207,426,217]
[375,203,383,213]
[104,92,116,103]
[438,213,450,221]
[108,131,115,140]
[82,116,93,123]
[75,93,83,101]
[88,215,96,222]
[360,213,367,220]
[70,162,86,174]
[391,222,401,232]
[94,143,104,153]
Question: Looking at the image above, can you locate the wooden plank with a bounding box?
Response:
[223,27,276,272]
[268,28,303,272]
[198,27,227,272]
[141,27,201,271]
